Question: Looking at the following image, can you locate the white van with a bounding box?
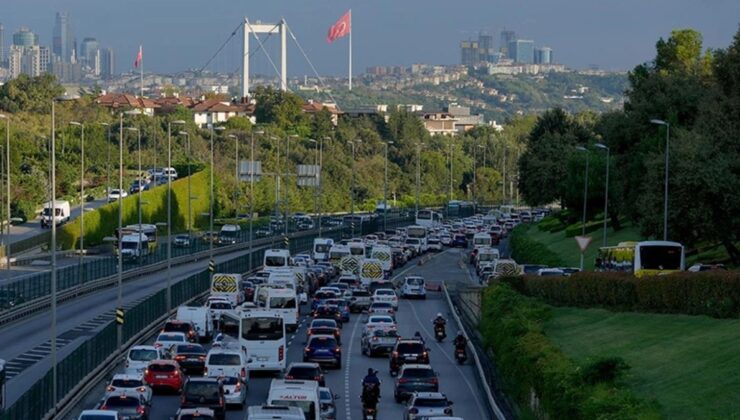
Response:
[473,232,493,249]
[370,244,393,276]
[119,233,150,260]
[211,273,245,307]
[328,244,350,267]
[163,167,178,180]
[267,379,320,420]
[347,241,366,258]
[40,200,71,228]
[218,224,241,245]
[247,405,306,420]
[204,348,249,383]
[264,249,292,272]
[401,276,426,299]
[176,306,212,342]
[359,258,385,287]
[312,238,334,262]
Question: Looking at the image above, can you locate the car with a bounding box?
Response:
[104,373,152,405]
[559,267,582,276]
[303,335,341,368]
[401,276,426,299]
[361,327,400,356]
[180,377,226,420]
[285,362,326,386]
[368,301,395,317]
[162,320,198,343]
[362,314,397,336]
[206,298,233,321]
[404,238,422,256]
[394,365,439,402]
[427,237,443,252]
[255,226,272,238]
[98,390,149,420]
[154,331,188,351]
[348,289,372,313]
[537,268,565,276]
[405,392,454,420]
[125,345,168,374]
[78,410,119,420]
[326,282,352,299]
[688,263,727,272]
[0,290,25,310]
[201,231,218,244]
[372,288,399,309]
[107,188,128,203]
[173,234,192,248]
[325,298,350,322]
[313,304,343,327]
[312,290,339,311]
[144,359,183,392]
[451,234,468,248]
[390,339,430,376]
[319,386,339,420]
[171,343,207,374]
[368,280,394,294]
[308,318,341,343]
[173,408,215,420]
[219,375,247,408]
[129,179,146,194]
[205,348,249,382]
[520,264,548,275]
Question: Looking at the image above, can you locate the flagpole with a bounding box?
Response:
[139,45,144,97]
[348,10,352,91]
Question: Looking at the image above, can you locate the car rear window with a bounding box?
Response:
[111,378,144,388]
[413,398,449,407]
[184,382,221,402]
[403,368,435,378]
[149,363,176,372]
[310,337,338,348]
[376,290,394,296]
[396,342,424,353]
[406,278,424,286]
[129,349,158,361]
[208,354,241,365]
[352,290,370,297]
[158,334,185,342]
[372,302,391,308]
[104,396,140,407]
[311,319,337,328]
[209,302,232,309]
[288,366,320,377]
[375,329,399,338]
[176,344,205,354]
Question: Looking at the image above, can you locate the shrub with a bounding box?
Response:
[500,270,740,318]
[479,283,659,419]
[581,356,630,385]
[510,225,565,267]
[537,215,565,232]
[565,219,608,237]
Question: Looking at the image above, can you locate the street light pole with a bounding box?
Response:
[230,134,239,218]
[165,120,184,311]
[0,114,10,273]
[70,122,85,287]
[415,143,422,216]
[285,135,298,237]
[383,141,394,232]
[576,146,590,270]
[595,143,610,247]
[210,126,225,270]
[250,131,263,268]
[349,140,361,238]
[650,119,670,241]
[178,131,192,239]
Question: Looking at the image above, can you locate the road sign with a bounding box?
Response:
[115,308,124,325]
[575,235,593,252]
[208,259,216,273]
[283,236,289,248]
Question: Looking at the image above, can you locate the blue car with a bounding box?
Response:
[452,234,468,248]
[311,290,338,311]
[303,335,341,369]
[326,298,350,323]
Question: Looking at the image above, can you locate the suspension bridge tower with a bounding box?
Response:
[241,18,288,98]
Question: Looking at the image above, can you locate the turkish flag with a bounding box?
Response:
[133,46,142,68]
[327,10,351,43]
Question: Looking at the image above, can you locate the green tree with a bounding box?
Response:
[0,73,65,113]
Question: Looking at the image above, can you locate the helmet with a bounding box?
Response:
[368,368,375,375]
[436,312,442,318]
[457,331,464,337]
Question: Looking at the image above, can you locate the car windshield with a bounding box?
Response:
[414,398,449,407]
[372,302,391,308]
[164,323,191,333]
[265,256,286,267]
[315,244,332,253]
[312,319,337,328]
[208,353,241,365]
[319,389,333,401]
[104,396,140,407]
[209,302,231,309]
[405,239,420,245]
[403,368,435,378]
[406,278,424,286]
[241,317,284,340]
[269,296,297,309]
[397,342,425,353]
[375,329,399,338]
[148,363,175,372]
[315,291,336,299]
[111,378,144,387]
[220,376,239,385]
[352,290,370,297]
[369,316,393,323]
[376,290,394,296]
[176,344,205,354]
[129,349,158,361]
[158,334,184,342]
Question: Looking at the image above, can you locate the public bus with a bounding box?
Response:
[117,224,158,252]
[415,209,443,228]
[406,225,429,253]
[596,240,685,276]
[232,308,287,372]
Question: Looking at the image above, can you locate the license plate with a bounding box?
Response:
[257,356,269,361]
[405,355,416,360]
[156,375,168,379]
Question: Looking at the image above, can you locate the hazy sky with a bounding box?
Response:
[4,0,739,75]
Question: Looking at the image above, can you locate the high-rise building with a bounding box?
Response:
[0,23,4,66]
[100,47,115,79]
[53,12,75,63]
[500,30,516,54]
[460,40,479,66]
[534,47,553,64]
[478,32,495,63]
[508,39,534,64]
[79,37,99,66]
[12,27,38,47]
[8,44,49,78]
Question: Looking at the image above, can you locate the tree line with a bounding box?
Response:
[517,28,740,264]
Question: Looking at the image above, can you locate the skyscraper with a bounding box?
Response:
[534,47,553,64]
[500,30,516,54]
[80,37,99,67]
[478,32,494,63]
[0,23,5,66]
[460,40,479,67]
[53,12,75,63]
[508,39,534,64]
[13,27,38,47]
[100,47,115,79]
[9,45,49,78]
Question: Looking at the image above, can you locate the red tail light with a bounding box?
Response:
[100,405,108,410]
[136,406,145,414]
[279,345,284,361]
[175,355,186,361]
[392,351,399,358]
[430,377,438,384]
[398,378,409,383]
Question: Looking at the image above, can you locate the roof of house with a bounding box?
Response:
[95,93,159,109]
[302,100,341,114]
[191,98,254,114]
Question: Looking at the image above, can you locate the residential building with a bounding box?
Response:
[100,47,115,79]
[95,92,159,116]
[534,47,553,64]
[12,27,38,47]
[53,12,75,63]
[420,112,458,136]
[191,98,256,127]
[508,39,534,64]
[0,23,4,65]
[446,103,485,133]
[8,44,49,78]
[301,100,340,126]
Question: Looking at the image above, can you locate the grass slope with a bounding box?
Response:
[545,307,740,419]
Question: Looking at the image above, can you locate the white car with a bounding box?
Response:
[104,373,153,404]
[405,392,455,420]
[107,188,128,202]
[78,410,119,420]
[372,288,399,310]
[537,268,565,277]
[125,345,168,374]
[154,332,188,351]
[401,276,426,299]
[362,315,397,336]
[206,297,233,320]
[439,235,452,246]
[205,348,249,382]
[427,237,443,252]
[220,375,247,408]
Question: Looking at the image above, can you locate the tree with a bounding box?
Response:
[0,73,65,113]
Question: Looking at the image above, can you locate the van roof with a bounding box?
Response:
[269,378,320,391]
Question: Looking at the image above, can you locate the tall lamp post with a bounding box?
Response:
[228,134,239,218]
[415,142,423,216]
[383,141,394,232]
[124,126,143,266]
[209,126,225,269]
[97,122,111,197]
[307,139,320,236]
[477,145,484,206]
[161,120,184,312]
[575,146,590,270]
[348,139,361,238]
[50,93,79,415]
[69,122,85,287]
[177,131,192,239]
[650,119,670,241]
[0,114,10,273]
[285,134,298,237]
[594,143,610,247]
[249,130,264,267]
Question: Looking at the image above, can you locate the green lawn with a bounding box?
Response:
[527,222,642,270]
[545,307,740,420]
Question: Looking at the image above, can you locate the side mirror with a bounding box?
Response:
[449,400,454,405]
[334,393,341,399]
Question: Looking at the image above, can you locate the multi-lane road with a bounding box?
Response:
[67,247,495,420]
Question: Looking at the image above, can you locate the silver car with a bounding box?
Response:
[319,386,339,420]
[219,376,247,408]
[405,392,454,420]
[104,373,152,405]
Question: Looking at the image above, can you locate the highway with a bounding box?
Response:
[5,198,107,246]
[67,247,494,420]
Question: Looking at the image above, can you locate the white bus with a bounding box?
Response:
[237,309,287,373]
[258,288,298,332]
[406,225,429,253]
[264,249,292,272]
[415,209,443,228]
[312,238,334,261]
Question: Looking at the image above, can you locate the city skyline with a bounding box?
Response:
[1,0,738,77]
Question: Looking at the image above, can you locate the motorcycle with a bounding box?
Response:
[362,405,378,420]
[455,346,467,364]
[434,324,446,342]
[361,383,380,420]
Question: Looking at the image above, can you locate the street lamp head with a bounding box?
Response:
[69,121,83,127]
[124,127,139,132]
[177,131,189,136]
[54,93,80,102]
[98,122,110,126]
[387,141,395,145]
[227,134,237,139]
[289,134,299,138]
[594,143,609,150]
[170,120,186,125]
[575,146,588,152]
[306,139,317,144]
[254,130,265,135]
[650,119,668,126]
[214,126,226,132]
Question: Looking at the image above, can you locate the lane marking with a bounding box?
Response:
[344,310,361,420]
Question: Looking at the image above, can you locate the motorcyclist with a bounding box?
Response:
[361,369,380,407]
[454,331,468,350]
[362,368,380,386]
[433,313,446,330]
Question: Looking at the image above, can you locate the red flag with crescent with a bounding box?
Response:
[327,10,351,43]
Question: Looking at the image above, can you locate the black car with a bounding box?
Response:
[0,290,24,310]
[389,339,430,376]
[285,362,326,386]
[172,343,207,374]
[313,305,343,327]
[181,377,226,420]
[163,320,197,343]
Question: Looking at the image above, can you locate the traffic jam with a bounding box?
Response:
[77,212,487,420]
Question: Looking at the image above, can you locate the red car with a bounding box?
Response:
[144,360,183,392]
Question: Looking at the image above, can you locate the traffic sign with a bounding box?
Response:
[575,235,592,252]
[115,308,124,325]
[283,236,289,248]
[208,259,216,273]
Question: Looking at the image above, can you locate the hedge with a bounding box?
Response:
[537,215,565,233]
[479,283,660,420]
[58,169,211,249]
[500,270,740,318]
[509,225,565,267]
[564,219,608,237]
